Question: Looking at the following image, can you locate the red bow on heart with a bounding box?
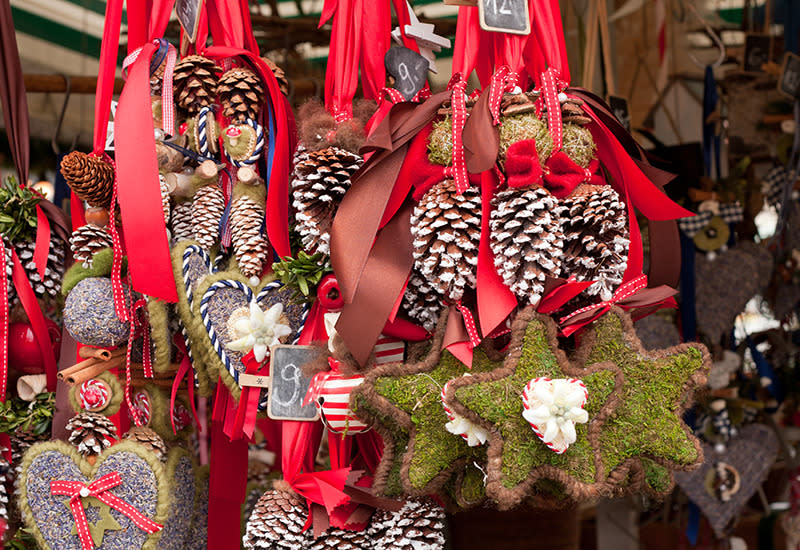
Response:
[51,471,162,550]
[504,139,603,198]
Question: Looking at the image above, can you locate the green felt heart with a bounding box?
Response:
[19,440,169,550]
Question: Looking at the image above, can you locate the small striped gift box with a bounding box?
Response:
[374,334,405,365]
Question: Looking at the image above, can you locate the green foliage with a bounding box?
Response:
[0,392,56,436]
[271,250,332,301]
[4,527,38,550]
[0,177,42,243]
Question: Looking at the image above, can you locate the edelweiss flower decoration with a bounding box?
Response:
[227,301,292,362]
[521,377,589,454]
[441,378,488,447]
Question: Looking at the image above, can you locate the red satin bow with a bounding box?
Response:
[51,471,163,550]
[505,139,603,198]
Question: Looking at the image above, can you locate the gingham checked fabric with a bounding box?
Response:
[678,202,744,237]
[763,164,787,207]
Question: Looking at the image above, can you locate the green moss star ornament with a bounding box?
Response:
[445,307,708,510]
[350,310,501,504]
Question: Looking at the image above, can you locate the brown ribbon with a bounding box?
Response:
[462,82,500,174]
[330,92,450,366]
[0,0,30,186]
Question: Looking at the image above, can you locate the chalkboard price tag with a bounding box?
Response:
[742,34,772,74]
[176,0,203,44]
[607,95,631,132]
[385,47,429,101]
[778,52,800,100]
[478,0,530,36]
[267,345,321,421]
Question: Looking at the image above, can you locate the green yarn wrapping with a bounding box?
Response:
[68,371,123,416]
[498,113,553,166]
[147,298,172,373]
[427,116,453,166]
[62,249,123,296]
[561,123,596,168]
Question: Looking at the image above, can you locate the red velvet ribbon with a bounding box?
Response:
[557,275,677,336]
[11,248,57,391]
[170,334,200,435]
[505,140,603,198]
[51,472,163,550]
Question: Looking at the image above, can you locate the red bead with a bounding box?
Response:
[317,274,344,311]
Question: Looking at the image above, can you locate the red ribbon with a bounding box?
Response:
[504,140,603,198]
[33,206,50,281]
[124,298,152,427]
[170,334,200,435]
[100,155,128,323]
[229,350,268,439]
[443,302,482,368]
[557,275,677,336]
[448,74,470,194]
[51,471,163,550]
[540,68,567,151]
[487,66,519,125]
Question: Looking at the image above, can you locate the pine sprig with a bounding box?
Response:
[271,251,332,301]
[0,392,56,436]
[0,177,42,243]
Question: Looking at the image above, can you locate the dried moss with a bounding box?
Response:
[427,116,453,166]
[62,248,122,296]
[586,314,704,477]
[456,320,615,488]
[641,458,673,495]
[561,123,596,168]
[498,113,553,166]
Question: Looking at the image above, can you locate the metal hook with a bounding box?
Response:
[685,3,726,69]
[51,74,75,155]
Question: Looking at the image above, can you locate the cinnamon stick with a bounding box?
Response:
[59,347,127,380]
[66,355,126,386]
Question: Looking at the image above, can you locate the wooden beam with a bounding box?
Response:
[23,74,124,95]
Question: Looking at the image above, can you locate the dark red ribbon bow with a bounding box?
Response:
[505,139,603,198]
[50,471,163,550]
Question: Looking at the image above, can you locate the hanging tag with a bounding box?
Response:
[444,0,478,5]
[478,0,530,36]
[608,95,631,132]
[266,345,320,422]
[742,33,772,74]
[385,47,429,101]
[239,373,271,388]
[104,100,118,151]
[778,52,800,100]
[176,0,203,44]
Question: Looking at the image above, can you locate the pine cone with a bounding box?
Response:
[192,184,225,250]
[70,224,112,268]
[292,145,362,255]
[3,238,14,306]
[262,57,289,96]
[367,498,446,550]
[410,179,481,301]
[0,473,7,522]
[159,173,171,225]
[14,238,66,298]
[560,184,629,302]
[243,487,312,549]
[60,151,115,208]
[489,185,565,305]
[122,426,168,461]
[10,428,47,477]
[231,193,269,280]
[217,68,264,123]
[173,55,219,115]
[66,412,118,457]
[309,528,373,550]
[402,273,444,332]
[171,201,194,242]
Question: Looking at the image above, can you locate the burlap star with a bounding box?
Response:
[63,496,122,546]
[350,312,500,504]
[445,307,623,509]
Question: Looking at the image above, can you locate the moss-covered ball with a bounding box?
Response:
[64,277,130,347]
[561,123,596,168]
[498,113,553,166]
[427,116,453,166]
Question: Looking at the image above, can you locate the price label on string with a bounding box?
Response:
[478,0,530,35]
[176,0,203,43]
[779,52,800,100]
[267,345,320,421]
[608,95,631,132]
[104,100,118,151]
[385,47,429,101]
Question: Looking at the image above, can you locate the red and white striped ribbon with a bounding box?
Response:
[540,68,567,151]
[455,302,481,350]
[558,275,648,325]
[0,238,7,401]
[122,40,177,136]
[98,155,129,323]
[448,73,470,194]
[51,471,162,550]
[488,66,520,126]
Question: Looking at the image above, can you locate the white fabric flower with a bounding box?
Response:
[441,376,488,447]
[226,301,292,362]
[323,311,341,353]
[521,378,589,454]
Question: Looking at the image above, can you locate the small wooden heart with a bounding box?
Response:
[19,440,169,550]
[674,424,778,538]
